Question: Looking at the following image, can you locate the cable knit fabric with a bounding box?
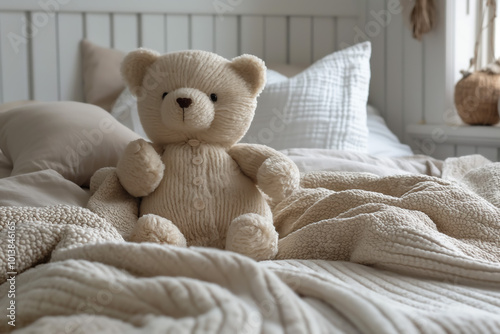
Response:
[1,158,500,333]
[139,143,272,248]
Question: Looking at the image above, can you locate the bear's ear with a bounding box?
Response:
[121,48,160,93]
[230,54,266,97]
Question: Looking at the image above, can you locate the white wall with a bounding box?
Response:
[0,0,362,105]
[353,0,454,143]
[0,0,467,146]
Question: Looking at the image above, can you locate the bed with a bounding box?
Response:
[1,1,500,333]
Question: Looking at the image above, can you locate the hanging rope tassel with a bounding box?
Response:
[410,0,435,40]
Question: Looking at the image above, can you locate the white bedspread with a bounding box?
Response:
[282,148,443,176]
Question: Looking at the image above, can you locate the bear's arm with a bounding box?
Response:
[228,143,300,202]
[116,139,165,197]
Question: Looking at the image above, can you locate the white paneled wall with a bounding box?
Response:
[0,0,495,161]
[112,14,138,52]
[166,15,189,52]
[2,0,490,161]
[191,15,214,52]
[58,13,84,102]
[0,9,360,104]
[0,12,30,102]
[215,16,238,59]
[85,13,111,47]
[312,17,335,62]
[365,1,499,162]
[264,17,287,63]
[241,16,265,58]
[356,0,449,142]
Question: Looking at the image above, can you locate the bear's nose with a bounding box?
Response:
[176,98,192,109]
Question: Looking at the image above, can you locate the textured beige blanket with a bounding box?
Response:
[2,243,500,333]
[275,166,500,285]
[1,157,500,332]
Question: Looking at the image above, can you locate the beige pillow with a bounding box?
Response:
[0,100,38,114]
[81,39,125,112]
[0,150,12,179]
[0,101,140,186]
[267,64,307,78]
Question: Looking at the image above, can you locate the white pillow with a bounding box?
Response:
[265,69,288,84]
[111,87,148,139]
[110,89,414,157]
[242,42,371,152]
[265,63,412,157]
[110,89,413,158]
[366,105,413,157]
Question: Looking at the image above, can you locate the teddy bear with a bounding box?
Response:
[115,48,300,261]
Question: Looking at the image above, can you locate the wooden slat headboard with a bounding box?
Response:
[0,0,363,104]
[0,0,451,147]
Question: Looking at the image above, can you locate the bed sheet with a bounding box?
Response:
[282,148,442,176]
[0,147,90,208]
[0,169,90,207]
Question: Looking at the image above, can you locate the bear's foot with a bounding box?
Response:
[130,214,187,247]
[226,213,278,261]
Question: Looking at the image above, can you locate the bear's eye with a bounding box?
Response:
[210,93,217,102]
[162,92,168,99]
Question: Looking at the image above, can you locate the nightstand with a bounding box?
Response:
[406,124,500,162]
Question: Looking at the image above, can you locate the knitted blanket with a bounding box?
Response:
[275,164,500,285]
[1,157,500,332]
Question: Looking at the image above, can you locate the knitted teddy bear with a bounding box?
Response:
[116,49,300,261]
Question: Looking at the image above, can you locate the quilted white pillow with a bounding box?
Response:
[242,42,371,152]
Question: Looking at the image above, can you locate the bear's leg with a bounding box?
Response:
[225,213,278,261]
[130,214,187,247]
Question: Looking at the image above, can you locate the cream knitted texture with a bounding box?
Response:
[124,50,261,146]
[275,169,500,285]
[441,155,500,208]
[116,138,165,198]
[140,142,271,248]
[228,143,278,183]
[114,50,296,259]
[87,167,139,239]
[462,163,500,208]
[229,144,301,204]
[0,205,123,282]
[1,245,500,333]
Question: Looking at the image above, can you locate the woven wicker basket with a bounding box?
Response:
[454,71,500,125]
